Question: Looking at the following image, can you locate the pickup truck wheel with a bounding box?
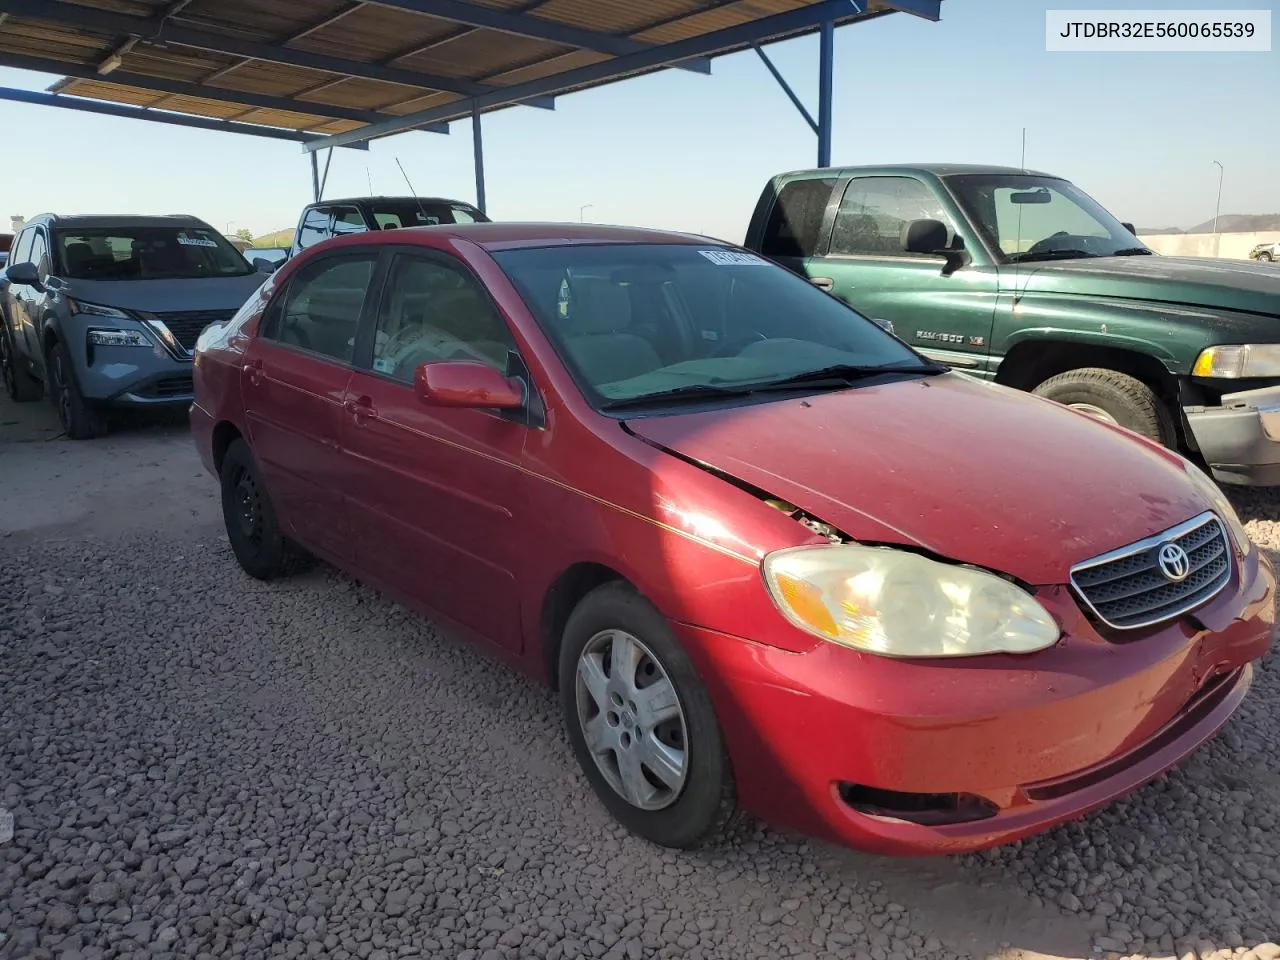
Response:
[1258,252,1274,262]
[1032,368,1176,446]
[1,321,42,402]
[48,340,107,439]
[219,438,314,580]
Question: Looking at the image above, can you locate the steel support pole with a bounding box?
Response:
[310,150,321,202]
[472,102,487,215]
[817,19,834,168]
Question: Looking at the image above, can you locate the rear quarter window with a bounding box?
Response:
[759,178,838,259]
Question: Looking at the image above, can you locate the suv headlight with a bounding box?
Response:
[1181,458,1252,556]
[87,328,152,348]
[68,299,132,320]
[1192,344,1280,379]
[762,544,1060,658]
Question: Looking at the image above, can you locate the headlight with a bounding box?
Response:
[68,299,132,320]
[762,544,1061,658]
[87,328,152,347]
[1192,344,1280,379]
[1181,458,1252,556]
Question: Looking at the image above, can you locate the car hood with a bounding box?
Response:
[60,274,265,313]
[623,373,1210,586]
[1011,255,1280,318]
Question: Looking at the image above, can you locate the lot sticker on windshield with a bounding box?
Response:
[177,237,219,248]
[697,249,768,266]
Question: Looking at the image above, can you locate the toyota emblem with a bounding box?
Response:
[1156,542,1191,582]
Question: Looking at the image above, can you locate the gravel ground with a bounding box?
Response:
[1,397,1278,960]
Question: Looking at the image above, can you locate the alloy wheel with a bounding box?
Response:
[51,351,72,431]
[574,629,689,811]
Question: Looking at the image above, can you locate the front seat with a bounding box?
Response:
[561,279,661,385]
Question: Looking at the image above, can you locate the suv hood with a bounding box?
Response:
[60,274,265,313]
[1010,255,1280,318]
[624,373,1210,586]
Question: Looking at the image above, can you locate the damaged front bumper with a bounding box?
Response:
[1185,384,1280,486]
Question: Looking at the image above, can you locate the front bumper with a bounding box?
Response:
[1185,384,1280,486]
[77,340,194,407]
[676,546,1274,856]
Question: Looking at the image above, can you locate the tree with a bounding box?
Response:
[234,228,254,243]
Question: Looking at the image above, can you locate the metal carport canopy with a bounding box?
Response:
[0,0,941,212]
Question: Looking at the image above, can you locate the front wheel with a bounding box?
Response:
[219,438,313,580]
[1032,367,1177,446]
[48,339,107,439]
[1258,252,1274,262]
[559,581,737,849]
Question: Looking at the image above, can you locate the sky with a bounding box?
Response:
[0,0,1275,243]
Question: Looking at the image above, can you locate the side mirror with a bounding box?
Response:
[901,219,969,275]
[4,261,41,289]
[414,360,524,410]
[252,258,276,274]
[1121,222,1137,235]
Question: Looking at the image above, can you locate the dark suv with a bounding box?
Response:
[289,196,489,258]
[1,213,268,438]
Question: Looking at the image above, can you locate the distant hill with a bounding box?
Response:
[1144,214,1280,235]
[251,228,293,247]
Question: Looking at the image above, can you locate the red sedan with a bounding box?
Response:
[191,223,1274,855]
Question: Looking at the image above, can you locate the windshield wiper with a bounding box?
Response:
[598,383,754,410]
[1006,249,1100,263]
[747,361,947,392]
[1111,247,1153,256]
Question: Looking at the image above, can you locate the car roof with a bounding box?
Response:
[311,196,479,207]
[329,222,727,252]
[775,163,1060,180]
[37,214,212,230]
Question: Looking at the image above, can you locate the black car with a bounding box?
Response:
[288,196,490,258]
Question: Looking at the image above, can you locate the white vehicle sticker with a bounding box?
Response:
[177,237,219,248]
[697,249,768,266]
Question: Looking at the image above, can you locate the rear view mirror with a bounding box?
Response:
[4,261,41,288]
[1010,188,1052,205]
[414,360,524,410]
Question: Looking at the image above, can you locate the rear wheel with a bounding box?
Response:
[559,581,738,849]
[1,320,41,402]
[219,438,313,580]
[48,339,107,439]
[1032,367,1176,446]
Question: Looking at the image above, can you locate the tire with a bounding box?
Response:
[1258,252,1274,262]
[219,438,313,580]
[48,339,107,439]
[1032,367,1176,446]
[559,581,737,849]
[1,318,41,402]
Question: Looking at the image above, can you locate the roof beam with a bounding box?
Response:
[0,86,369,148]
[0,50,449,131]
[362,0,712,73]
[304,0,893,151]
[0,0,555,106]
[877,0,942,20]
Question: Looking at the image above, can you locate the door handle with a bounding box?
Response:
[343,395,377,422]
[810,276,835,291]
[243,358,263,386]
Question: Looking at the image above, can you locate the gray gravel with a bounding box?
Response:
[1,402,1278,960]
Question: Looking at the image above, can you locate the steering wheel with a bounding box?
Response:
[710,331,767,358]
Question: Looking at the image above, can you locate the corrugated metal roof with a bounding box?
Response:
[0,0,932,146]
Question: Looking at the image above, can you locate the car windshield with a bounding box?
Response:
[53,226,254,280]
[491,243,938,409]
[945,173,1152,262]
[366,200,489,230]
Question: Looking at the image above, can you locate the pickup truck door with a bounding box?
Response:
[800,175,1000,377]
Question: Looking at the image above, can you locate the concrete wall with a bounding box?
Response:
[1137,231,1276,260]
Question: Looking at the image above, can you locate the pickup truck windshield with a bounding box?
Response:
[492,243,938,409]
[945,173,1152,263]
[367,201,488,229]
[53,226,253,280]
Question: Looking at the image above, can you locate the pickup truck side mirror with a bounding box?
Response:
[901,219,970,275]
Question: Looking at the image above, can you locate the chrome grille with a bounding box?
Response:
[153,309,237,351]
[1069,511,1231,631]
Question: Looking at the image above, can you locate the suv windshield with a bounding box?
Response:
[367,200,489,230]
[53,226,253,280]
[945,174,1152,263]
[492,243,938,409]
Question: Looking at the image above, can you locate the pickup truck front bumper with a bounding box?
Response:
[1185,385,1280,486]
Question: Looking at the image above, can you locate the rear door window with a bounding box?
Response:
[261,252,378,364]
[760,178,838,259]
[297,207,333,250]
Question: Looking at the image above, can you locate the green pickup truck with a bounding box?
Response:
[742,164,1280,486]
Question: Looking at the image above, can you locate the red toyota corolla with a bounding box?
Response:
[190,224,1274,856]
